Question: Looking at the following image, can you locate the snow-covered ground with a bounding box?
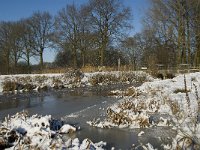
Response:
[0,111,106,149]
[88,72,200,149]
[0,71,152,93]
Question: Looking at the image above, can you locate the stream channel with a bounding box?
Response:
[0,84,175,149]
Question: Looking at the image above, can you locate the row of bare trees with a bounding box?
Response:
[0,0,132,74]
[95,0,200,71]
[54,0,131,68]
[1,0,199,74]
[0,12,53,74]
[133,0,200,69]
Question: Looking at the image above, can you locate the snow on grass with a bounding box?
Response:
[59,124,76,134]
[88,72,200,149]
[0,71,151,93]
[0,111,106,149]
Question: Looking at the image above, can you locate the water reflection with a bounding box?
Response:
[76,127,139,149]
[0,96,47,118]
[0,86,117,120]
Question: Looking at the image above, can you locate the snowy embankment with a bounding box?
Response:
[0,111,106,149]
[0,71,152,93]
[88,72,200,149]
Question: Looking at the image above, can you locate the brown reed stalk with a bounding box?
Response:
[184,75,191,115]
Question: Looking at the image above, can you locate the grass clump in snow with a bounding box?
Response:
[2,79,38,93]
[88,99,153,128]
[2,80,19,92]
[168,101,180,115]
[108,87,137,97]
[106,101,150,128]
[89,73,118,86]
[52,77,64,89]
[124,87,137,97]
[173,88,191,94]
[23,83,36,91]
[89,71,150,86]
[166,75,200,149]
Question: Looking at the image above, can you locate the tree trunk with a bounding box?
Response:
[187,17,191,65]
[6,52,10,74]
[181,0,187,64]
[177,0,181,66]
[14,52,18,74]
[195,34,200,67]
[27,54,31,74]
[182,23,186,64]
[194,5,200,67]
[72,47,77,69]
[40,49,44,70]
[82,51,85,68]
[100,46,104,66]
[100,32,108,67]
[186,2,191,65]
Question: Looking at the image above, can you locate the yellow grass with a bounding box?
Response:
[32,65,135,74]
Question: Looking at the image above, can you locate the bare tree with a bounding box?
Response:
[20,19,36,73]
[27,11,54,69]
[55,4,80,68]
[190,0,200,66]
[121,37,138,70]
[78,5,95,67]
[141,0,198,69]
[9,22,24,73]
[0,21,13,74]
[89,0,131,66]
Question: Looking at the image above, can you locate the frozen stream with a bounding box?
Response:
[0,84,175,149]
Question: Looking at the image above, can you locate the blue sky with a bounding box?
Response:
[0,0,150,64]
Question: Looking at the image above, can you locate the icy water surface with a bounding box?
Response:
[0,84,127,119]
[0,84,175,149]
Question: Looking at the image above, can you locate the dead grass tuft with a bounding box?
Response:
[2,81,18,92]
[174,88,190,94]
[89,74,118,86]
[138,117,150,128]
[106,108,132,125]
[118,100,135,110]
[124,87,137,97]
[168,101,180,115]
